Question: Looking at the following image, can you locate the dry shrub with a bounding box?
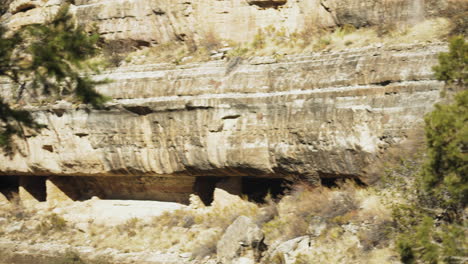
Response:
[152,209,196,229]
[195,199,259,230]
[115,217,139,237]
[37,213,67,234]
[255,194,279,225]
[101,40,140,67]
[190,231,222,260]
[83,195,259,254]
[0,195,35,222]
[262,181,360,243]
[51,249,85,264]
[358,220,393,251]
[200,30,223,52]
[377,22,398,37]
[366,127,426,186]
[441,2,468,36]
[125,31,223,65]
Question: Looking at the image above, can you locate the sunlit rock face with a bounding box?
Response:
[0,43,446,183]
[3,0,455,44]
[0,0,455,198]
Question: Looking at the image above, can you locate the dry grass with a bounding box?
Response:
[260,181,397,263]
[0,181,399,263]
[118,17,451,67]
[262,181,361,243]
[122,30,226,66]
[66,191,261,258]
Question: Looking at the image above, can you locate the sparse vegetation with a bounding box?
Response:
[38,213,68,233]
[389,37,468,264]
[433,36,467,88]
[52,249,111,264]
[0,7,466,264]
[0,4,109,152]
[122,18,452,66]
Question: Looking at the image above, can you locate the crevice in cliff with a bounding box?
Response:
[123,106,154,116]
[221,114,241,120]
[374,80,393,86]
[320,1,332,13]
[185,104,214,111]
[11,3,36,15]
[247,0,287,8]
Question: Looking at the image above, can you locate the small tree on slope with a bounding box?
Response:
[396,36,467,264]
[0,4,108,152]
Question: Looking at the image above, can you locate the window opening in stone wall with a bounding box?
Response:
[21,176,47,202]
[194,176,221,206]
[242,177,291,203]
[0,176,19,201]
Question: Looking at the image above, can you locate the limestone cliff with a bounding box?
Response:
[0,0,456,204]
[2,0,458,45]
[0,43,446,182]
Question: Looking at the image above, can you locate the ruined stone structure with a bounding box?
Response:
[0,0,456,205]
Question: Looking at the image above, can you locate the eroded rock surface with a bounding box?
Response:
[217,215,264,264]
[3,0,461,45]
[0,43,447,183]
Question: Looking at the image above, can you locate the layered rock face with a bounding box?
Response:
[0,0,453,203]
[3,0,456,44]
[0,43,445,182]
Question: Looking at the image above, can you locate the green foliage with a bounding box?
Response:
[424,36,468,211]
[0,99,46,152]
[395,210,467,264]
[432,36,467,87]
[0,4,108,151]
[392,37,468,264]
[422,90,468,209]
[397,238,415,264]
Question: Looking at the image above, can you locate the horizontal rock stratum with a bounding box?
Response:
[4,0,458,44]
[0,43,446,182]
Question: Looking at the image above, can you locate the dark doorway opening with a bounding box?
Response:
[20,176,47,202]
[48,177,82,201]
[242,177,291,203]
[0,176,19,201]
[194,176,291,205]
[194,177,221,206]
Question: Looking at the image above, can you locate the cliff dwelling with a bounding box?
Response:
[0,0,465,262]
[1,175,291,206]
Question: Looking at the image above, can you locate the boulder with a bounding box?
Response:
[217,216,265,264]
[264,236,311,264]
[211,188,245,210]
